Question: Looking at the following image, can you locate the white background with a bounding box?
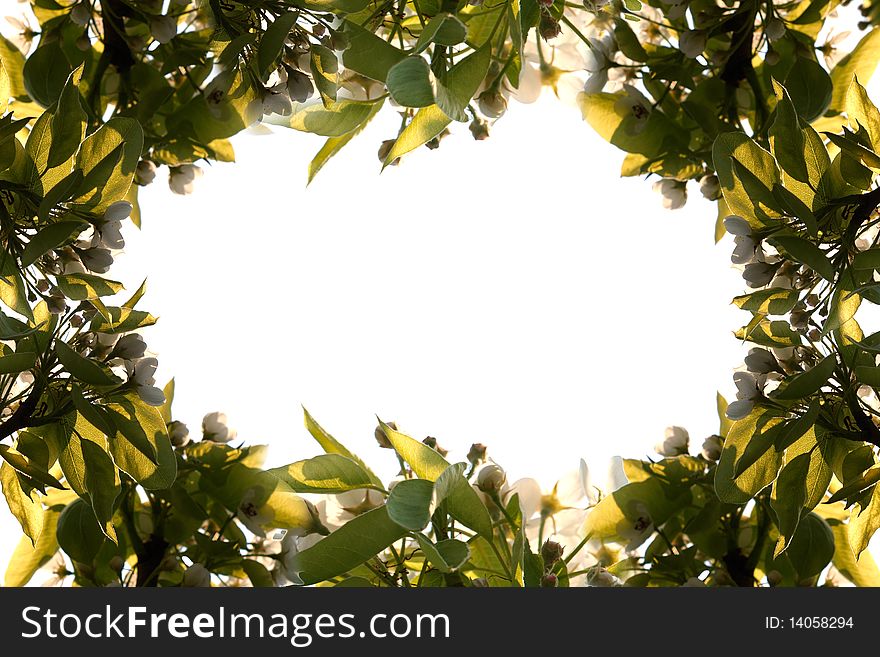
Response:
[1,10,876,573]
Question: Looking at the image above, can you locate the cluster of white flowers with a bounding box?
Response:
[654,425,723,461]
[36,200,135,314]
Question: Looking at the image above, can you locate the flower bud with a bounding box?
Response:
[135,160,156,186]
[182,563,211,587]
[169,421,191,448]
[109,556,125,573]
[541,540,564,567]
[477,89,507,119]
[699,174,721,200]
[374,421,396,449]
[766,570,783,587]
[202,412,236,443]
[655,426,689,457]
[70,3,90,26]
[476,464,506,493]
[701,434,723,461]
[765,18,786,41]
[540,573,558,588]
[467,443,488,466]
[538,14,561,41]
[422,436,448,457]
[469,118,490,140]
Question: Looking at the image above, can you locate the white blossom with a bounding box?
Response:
[699,174,721,200]
[701,435,723,461]
[135,160,156,186]
[655,426,689,456]
[202,411,237,443]
[652,178,687,210]
[169,420,190,447]
[169,164,203,195]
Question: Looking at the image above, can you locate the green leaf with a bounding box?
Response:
[771,183,817,236]
[242,559,274,587]
[293,506,408,585]
[386,56,435,108]
[21,220,84,267]
[824,131,880,170]
[432,462,467,511]
[415,13,468,53]
[435,45,491,122]
[386,478,434,530]
[307,99,384,184]
[3,506,61,586]
[380,421,493,539]
[69,384,116,437]
[0,250,34,321]
[853,248,880,271]
[0,444,64,492]
[0,35,27,99]
[845,76,880,150]
[89,306,157,333]
[105,393,176,489]
[22,40,71,108]
[785,513,834,579]
[713,132,780,227]
[784,57,832,123]
[715,408,785,504]
[341,21,405,82]
[827,466,880,504]
[56,498,106,564]
[276,99,381,137]
[54,339,121,386]
[855,364,880,387]
[583,477,690,543]
[848,482,880,557]
[827,516,880,586]
[301,408,383,489]
[732,287,800,315]
[256,12,299,79]
[310,45,338,107]
[770,81,807,181]
[383,105,452,168]
[1,461,43,543]
[79,438,119,540]
[73,117,143,213]
[829,29,880,113]
[771,453,811,556]
[0,350,37,374]
[415,534,470,573]
[774,354,837,400]
[47,66,86,169]
[267,454,381,494]
[56,272,124,301]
